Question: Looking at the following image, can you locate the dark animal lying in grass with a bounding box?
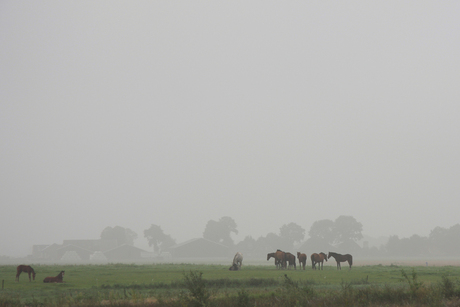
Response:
[43,271,65,283]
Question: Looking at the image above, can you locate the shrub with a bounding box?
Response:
[401,268,424,297]
[277,274,316,306]
[236,289,250,307]
[182,270,210,307]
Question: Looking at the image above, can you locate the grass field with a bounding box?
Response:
[1,262,460,306]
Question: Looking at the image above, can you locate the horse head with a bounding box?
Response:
[320,252,328,261]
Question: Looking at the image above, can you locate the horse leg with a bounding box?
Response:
[16,272,20,282]
[28,272,31,282]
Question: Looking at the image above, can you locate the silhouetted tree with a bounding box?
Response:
[405,234,428,256]
[236,236,257,257]
[428,224,460,256]
[265,232,286,250]
[308,219,334,244]
[100,226,137,246]
[385,235,403,256]
[144,224,176,253]
[279,222,305,250]
[385,234,429,256]
[332,215,363,245]
[203,216,238,246]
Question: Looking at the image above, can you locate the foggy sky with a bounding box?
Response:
[1,1,459,257]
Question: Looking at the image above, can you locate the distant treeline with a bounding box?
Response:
[378,224,460,257]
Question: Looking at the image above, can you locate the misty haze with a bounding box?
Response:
[1,1,460,265]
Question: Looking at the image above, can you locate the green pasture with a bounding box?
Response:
[1,263,460,305]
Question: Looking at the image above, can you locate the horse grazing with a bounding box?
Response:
[229,252,243,271]
[297,252,307,270]
[311,252,328,270]
[43,271,65,283]
[16,265,36,282]
[286,252,296,270]
[328,252,352,270]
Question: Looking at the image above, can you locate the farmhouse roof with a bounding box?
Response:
[168,238,229,249]
[103,244,148,253]
[41,243,62,253]
[57,244,93,253]
[165,238,231,258]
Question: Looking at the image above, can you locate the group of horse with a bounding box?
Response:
[15,265,65,283]
[267,250,352,270]
[228,250,352,271]
[267,250,298,269]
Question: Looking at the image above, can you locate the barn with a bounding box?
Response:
[103,244,149,261]
[56,244,93,261]
[166,238,230,258]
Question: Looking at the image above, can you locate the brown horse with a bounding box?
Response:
[286,252,296,269]
[43,271,65,283]
[297,252,307,270]
[275,250,287,269]
[328,252,352,270]
[16,265,36,282]
[311,252,328,270]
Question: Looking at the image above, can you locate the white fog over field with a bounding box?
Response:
[1,1,459,257]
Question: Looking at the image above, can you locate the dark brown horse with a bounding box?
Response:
[286,252,296,269]
[311,252,328,270]
[43,271,65,283]
[297,252,307,270]
[16,265,36,282]
[328,252,352,270]
[267,252,281,268]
